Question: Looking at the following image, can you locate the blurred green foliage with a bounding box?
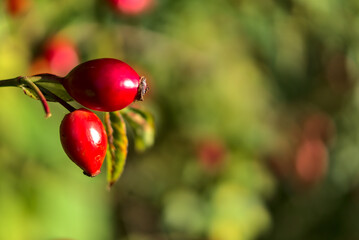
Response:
[1,0,359,240]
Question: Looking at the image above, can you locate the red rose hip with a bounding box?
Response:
[62,58,147,112]
[60,108,108,177]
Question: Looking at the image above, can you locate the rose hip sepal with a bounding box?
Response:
[60,108,108,177]
[62,58,148,112]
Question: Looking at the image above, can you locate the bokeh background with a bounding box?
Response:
[0,0,359,239]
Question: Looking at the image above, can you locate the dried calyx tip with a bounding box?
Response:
[107,182,115,191]
[83,171,92,177]
[83,171,100,177]
[135,76,149,101]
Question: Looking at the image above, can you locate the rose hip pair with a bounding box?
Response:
[59,58,147,176]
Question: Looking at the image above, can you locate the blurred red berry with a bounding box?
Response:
[295,139,328,185]
[197,139,226,171]
[6,0,30,16]
[43,36,79,77]
[108,0,154,15]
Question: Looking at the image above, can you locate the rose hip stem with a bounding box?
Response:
[0,76,51,118]
[38,86,77,113]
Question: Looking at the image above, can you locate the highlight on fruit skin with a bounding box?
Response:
[60,108,108,177]
[62,58,148,112]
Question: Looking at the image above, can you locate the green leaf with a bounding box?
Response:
[122,107,155,152]
[22,75,72,102]
[36,82,72,102]
[104,112,129,188]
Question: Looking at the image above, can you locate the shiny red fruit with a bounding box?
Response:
[62,58,147,112]
[60,109,108,177]
[108,0,154,15]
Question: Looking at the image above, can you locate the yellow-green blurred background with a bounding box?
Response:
[1,0,359,239]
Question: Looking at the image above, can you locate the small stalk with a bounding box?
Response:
[0,77,21,87]
[0,74,66,118]
[38,86,76,113]
[20,77,51,118]
[0,76,51,117]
